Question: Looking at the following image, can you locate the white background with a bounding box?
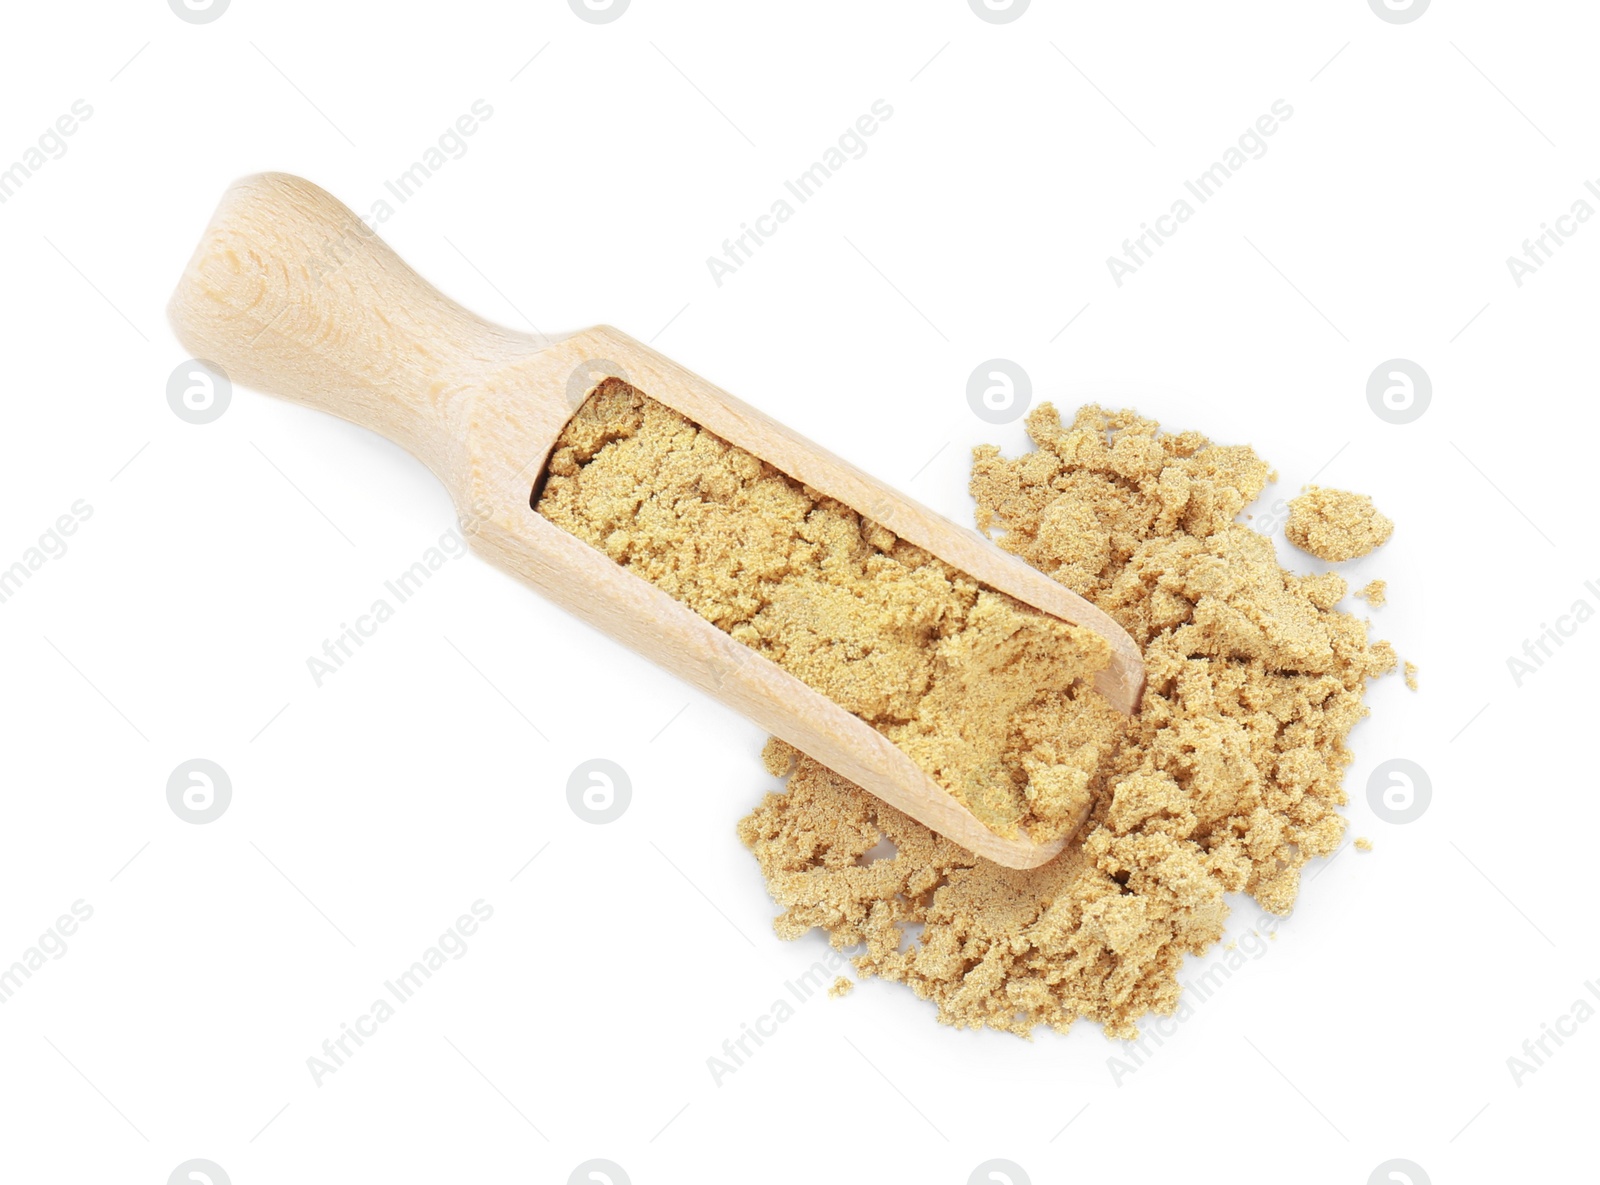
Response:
[0,1,1592,1182]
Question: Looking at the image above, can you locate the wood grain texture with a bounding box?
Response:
[168,173,1145,869]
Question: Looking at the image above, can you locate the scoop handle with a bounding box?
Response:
[167,172,547,476]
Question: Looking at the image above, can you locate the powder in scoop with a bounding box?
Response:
[536,379,1124,842]
[1285,486,1394,561]
[738,404,1398,1038]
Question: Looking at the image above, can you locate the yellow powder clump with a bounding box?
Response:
[1354,837,1373,851]
[829,977,854,998]
[1285,486,1394,561]
[537,380,1124,842]
[738,404,1397,1038]
[1356,579,1387,608]
[1404,661,1419,691]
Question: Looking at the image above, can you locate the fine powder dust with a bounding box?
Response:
[539,388,1400,1039]
[537,379,1124,843]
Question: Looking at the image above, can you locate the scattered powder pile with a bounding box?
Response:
[738,404,1398,1038]
[536,379,1124,842]
[1285,486,1394,561]
[1356,579,1387,608]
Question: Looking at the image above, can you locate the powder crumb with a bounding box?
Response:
[739,404,1398,1039]
[1355,579,1387,608]
[1404,661,1418,691]
[1354,837,1373,852]
[539,380,1122,844]
[829,977,854,998]
[1285,487,1394,562]
[761,736,796,778]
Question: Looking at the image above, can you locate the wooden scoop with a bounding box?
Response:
[168,173,1143,869]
